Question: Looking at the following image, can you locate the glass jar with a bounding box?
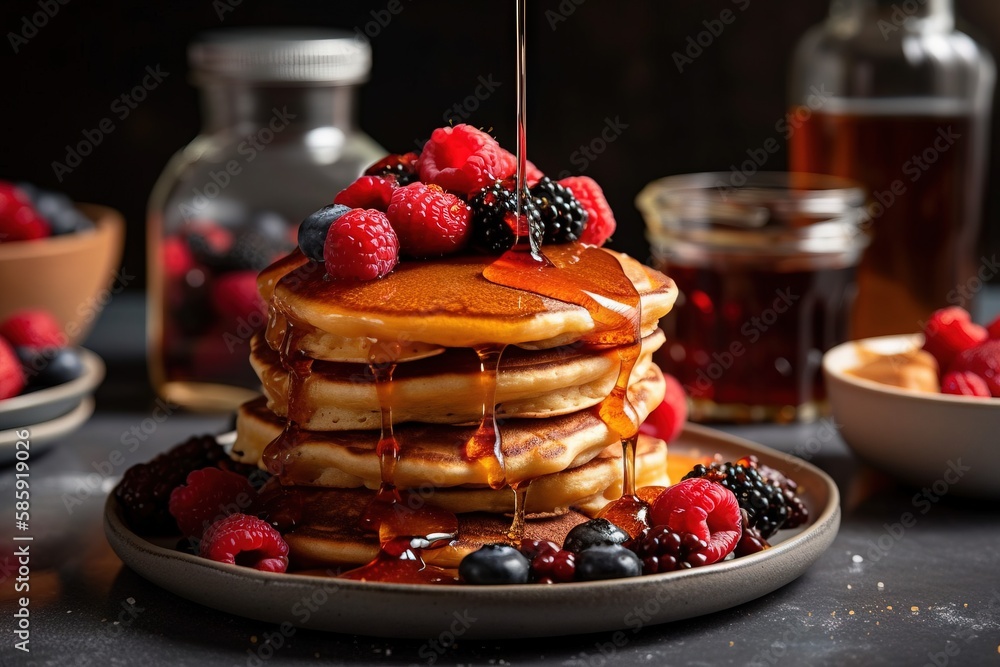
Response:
[789,0,995,339]
[148,29,385,411]
[637,172,868,423]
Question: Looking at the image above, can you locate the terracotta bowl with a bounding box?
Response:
[0,204,125,344]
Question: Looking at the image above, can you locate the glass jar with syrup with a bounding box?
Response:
[637,172,868,423]
[148,29,385,411]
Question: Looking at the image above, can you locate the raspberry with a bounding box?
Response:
[922,307,987,371]
[947,339,1000,397]
[639,373,688,443]
[323,209,399,281]
[469,179,542,253]
[682,459,789,538]
[169,467,257,538]
[941,370,991,397]
[0,310,66,349]
[163,236,194,280]
[333,175,397,211]
[210,270,265,324]
[115,435,237,534]
[530,548,576,583]
[988,314,1000,340]
[186,221,234,266]
[386,182,471,256]
[630,525,711,573]
[524,160,544,188]
[200,513,289,572]
[0,182,50,242]
[417,125,516,194]
[365,152,420,185]
[530,177,587,243]
[0,337,26,400]
[558,176,616,246]
[649,478,742,565]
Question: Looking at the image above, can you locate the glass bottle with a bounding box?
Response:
[789,0,994,339]
[148,29,385,411]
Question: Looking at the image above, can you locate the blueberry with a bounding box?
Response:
[575,545,643,581]
[297,204,350,262]
[34,191,92,235]
[16,347,84,389]
[563,518,630,554]
[458,544,530,585]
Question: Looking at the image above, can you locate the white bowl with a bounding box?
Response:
[823,334,1000,497]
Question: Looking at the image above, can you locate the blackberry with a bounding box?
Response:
[683,460,788,538]
[749,457,809,530]
[365,152,419,185]
[530,177,586,243]
[630,525,710,574]
[469,180,542,254]
[115,435,235,534]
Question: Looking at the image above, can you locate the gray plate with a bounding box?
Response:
[0,348,104,431]
[104,424,840,639]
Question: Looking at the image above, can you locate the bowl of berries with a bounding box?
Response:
[823,307,1000,497]
[0,308,104,460]
[0,181,124,345]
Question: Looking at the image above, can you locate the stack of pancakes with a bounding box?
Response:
[232,249,677,568]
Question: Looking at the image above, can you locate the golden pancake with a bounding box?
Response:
[251,330,665,430]
[260,248,676,353]
[234,372,665,490]
[283,435,669,569]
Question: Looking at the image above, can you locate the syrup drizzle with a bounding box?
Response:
[358,339,403,532]
[465,344,508,490]
[261,317,313,476]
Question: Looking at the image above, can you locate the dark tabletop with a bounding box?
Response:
[2,293,999,667]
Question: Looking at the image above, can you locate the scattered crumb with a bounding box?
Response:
[126,597,136,605]
[878,582,884,590]
[848,584,852,590]
[852,554,863,563]
[911,606,920,613]
[250,636,258,644]
[887,606,893,611]
[876,621,880,626]
[386,649,392,657]
[849,610,855,616]
[831,611,837,617]
[67,610,71,614]
[808,612,813,617]
[729,641,734,647]
[964,603,969,608]
[113,621,120,626]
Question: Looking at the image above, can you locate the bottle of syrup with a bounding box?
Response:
[789,0,995,338]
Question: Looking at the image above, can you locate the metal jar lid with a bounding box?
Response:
[637,172,870,267]
[189,28,371,85]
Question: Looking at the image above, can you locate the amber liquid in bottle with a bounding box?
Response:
[789,102,984,338]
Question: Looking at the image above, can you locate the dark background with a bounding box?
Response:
[1,0,999,285]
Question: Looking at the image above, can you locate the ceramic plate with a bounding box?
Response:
[0,397,95,463]
[0,348,104,430]
[104,424,840,639]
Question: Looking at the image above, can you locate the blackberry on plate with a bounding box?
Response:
[748,456,809,530]
[115,434,237,534]
[530,177,587,243]
[630,525,710,574]
[683,459,788,538]
[365,152,420,185]
[469,180,542,254]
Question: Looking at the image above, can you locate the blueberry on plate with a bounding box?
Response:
[574,545,643,581]
[33,190,92,235]
[458,544,530,585]
[563,518,630,554]
[15,347,84,389]
[297,204,351,262]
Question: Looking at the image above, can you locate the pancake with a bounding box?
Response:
[235,367,665,488]
[251,330,665,430]
[283,435,670,569]
[260,248,677,354]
